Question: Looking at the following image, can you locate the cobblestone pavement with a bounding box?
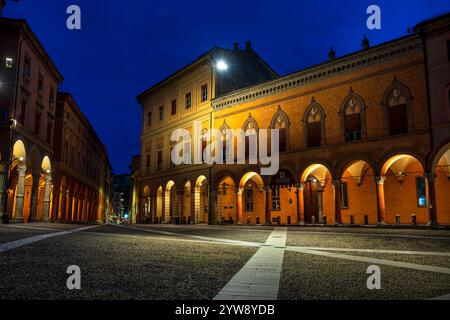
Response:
[0,223,449,300]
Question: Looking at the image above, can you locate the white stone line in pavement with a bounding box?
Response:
[1,224,62,231]
[287,247,450,275]
[0,225,101,254]
[81,230,263,248]
[114,224,262,247]
[214,227,287,300]
[290,230,450,241]
[289,246,450,257]
[430,293,450,300]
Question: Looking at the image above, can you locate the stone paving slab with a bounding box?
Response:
[214,227,287,300]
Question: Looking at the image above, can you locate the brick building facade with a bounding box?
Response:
[136,13,450,226]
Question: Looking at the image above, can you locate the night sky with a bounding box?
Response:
[4,0,449,173]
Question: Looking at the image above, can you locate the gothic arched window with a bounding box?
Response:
[270,107,290,152]
[381,77,414,136]
[302,98,325,148]
[243,114,258,162]
[340,88,366,142]
[219,122,231,163]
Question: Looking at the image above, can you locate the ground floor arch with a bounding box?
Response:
[380,154,427,224]
[195,176,208,223]
[216,176,236,224]
[300,163,335,224]
[156,186,163,223]
[340,160,378,224]
[433,143,450,224]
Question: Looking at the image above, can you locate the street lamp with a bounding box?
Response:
[216,60,228,71]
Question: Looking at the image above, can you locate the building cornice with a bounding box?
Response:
[212,35,422,110]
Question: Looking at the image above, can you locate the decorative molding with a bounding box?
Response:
[212,36,422,110]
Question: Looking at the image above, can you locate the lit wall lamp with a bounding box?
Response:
[5,57,13,68]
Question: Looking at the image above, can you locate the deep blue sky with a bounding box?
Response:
[4,0,449,173]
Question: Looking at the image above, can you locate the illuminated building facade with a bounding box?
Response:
[136,13,450,226]
[0,16,112,223]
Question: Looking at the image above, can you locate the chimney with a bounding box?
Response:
[0,0,6,17]
[362,34,370,50]
[245,40,252,51]
[233,42,239,51]
[328,47,336,61]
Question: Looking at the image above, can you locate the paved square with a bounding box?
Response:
[0,223,449,300]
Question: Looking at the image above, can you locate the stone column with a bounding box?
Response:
[236,187,243,224]
[73,196,79,222]
[66,192,73,222]
[332,180,342,225]
[209,187,217,224]
[190,188,196,223]
[264,186,271,224]
[177,190,183,224]
[317,185,323,222]
[13,167,26,222]
[59,190,67,222]
[375,176,386,224]
[51,188,60,222]
[41,174,52,222]
[295,183,305,224]
[426,172,437,226]
[0,167,8,221]
[28,171,40,222]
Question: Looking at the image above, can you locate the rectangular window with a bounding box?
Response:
[171,99,177,115]
[307,121,321,147]
[38,72,44,95]
[147,112,152,127]
[271,186,281,210]
[157,150,163,172]
[159,106,164,121]
[185,92,192,109]
[23,57,31,81]
[46,119,52,143]
[201,84,208,102]
[416,177,427,207]
[19,100,27,125]
[447,40,450,61]
[169,146,175,168]
[244,189,253,211]
[49,86,55,107]
[146,153,151,174]
[344,113,361,142]
[340,182,349,208]
[389,104,407,135]
[64,142,69,163]
[35,111,41,134]
[279,128,287,152]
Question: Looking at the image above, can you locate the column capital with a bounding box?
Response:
[17,166,26,174]
[296,183,304,191]
[263,186,271,192]
[375,176,386,185]
[424,172,436,182]
[235,187,243,195]
[331,179,341,187]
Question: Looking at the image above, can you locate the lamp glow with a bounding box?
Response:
[216,60,228,71]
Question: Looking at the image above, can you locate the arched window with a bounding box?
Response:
[340,88,366,142]
[270,106,290,152]
[302,98,325,148]
[381,77,413,135]
[219,122,231,163]
[243,114,258,162]
[200,128,208,163]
